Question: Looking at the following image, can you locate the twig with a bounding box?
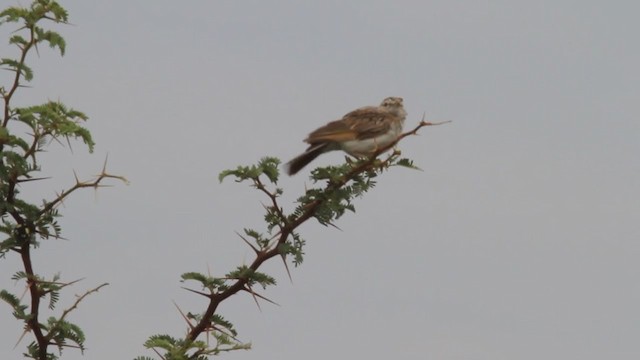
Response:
[56,283,108,325]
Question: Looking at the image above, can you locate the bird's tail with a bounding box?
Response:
[285,143,328,176]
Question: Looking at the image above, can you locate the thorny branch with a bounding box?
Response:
[2,26,35,129]
[55,283,109,330]
[185,117,451,342]
[39,159,129,217]
[1,2,126,359]
[13,168,126,359]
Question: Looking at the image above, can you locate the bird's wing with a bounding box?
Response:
[305,107,396,144]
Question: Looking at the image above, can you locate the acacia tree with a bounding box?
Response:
[0,2,447,360]
[0,1,125,359]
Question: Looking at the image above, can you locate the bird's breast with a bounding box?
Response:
[340,124,402,157]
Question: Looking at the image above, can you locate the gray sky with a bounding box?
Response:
[1,1,639,359]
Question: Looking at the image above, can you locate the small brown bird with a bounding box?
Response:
[286,97,407,175]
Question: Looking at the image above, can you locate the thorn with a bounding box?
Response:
[102,154,109,174]
[236,231,260,254]
[35,230,68,241]
[249,288,280,307]
[16,176,50,183]
[325,221,343,231]
[13,328,29,349]
[280,253,293,284]
[244,285,280,310]
[18,280,30,302]
[244,285,262,312]
[52,135,65,147]
[43,277,84,292]
[151,347,167,360]
[181,286,212,298]
[172,300,195,331]
[205,322,211,348]
[210,324,242,342]
[266,231,282,249]
[66,136,73,154]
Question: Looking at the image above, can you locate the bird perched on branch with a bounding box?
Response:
[286,97,407,175]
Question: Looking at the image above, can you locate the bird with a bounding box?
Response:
[285,97,407,175]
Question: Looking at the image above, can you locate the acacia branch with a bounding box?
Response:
[37,282,108,350]
[2,26,36,128]
[186,117,450,341]
[56,282,109,325]
[19,240,47,359]
[0,4,125,360]
[39,168,129,217]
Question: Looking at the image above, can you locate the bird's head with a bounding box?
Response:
[380,97,407,118]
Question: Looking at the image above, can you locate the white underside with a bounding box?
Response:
[339,123,403,157]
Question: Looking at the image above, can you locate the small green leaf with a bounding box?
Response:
[219,157,281,183]
[395,158,422,171]
[0,58,33,81]
[0,7,28,24]
[9,34,27,46]
[35,28,66,56]
[0,289,21,308]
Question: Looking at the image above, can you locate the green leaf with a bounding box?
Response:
[35,28,66,56]
[243,228,270,248]
[395,158,422,171]
[219,157,281,183]
[46,316,86,354]
[15,102,95,152]
[47,1,69,23]
[257,156,280,183]
[47,288,59,310]
[181,272,227,292]
[0,7,28,24]
[0,289,22,308]
[9,34,27,46]
[143,334,178,350]
[0,58,34,81]
[289,231,306,266]
[218,166,250,183]
[10,271,28,281]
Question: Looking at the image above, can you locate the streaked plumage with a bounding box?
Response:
[286,97,407,175]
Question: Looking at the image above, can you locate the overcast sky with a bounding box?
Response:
[1,1,639,359]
